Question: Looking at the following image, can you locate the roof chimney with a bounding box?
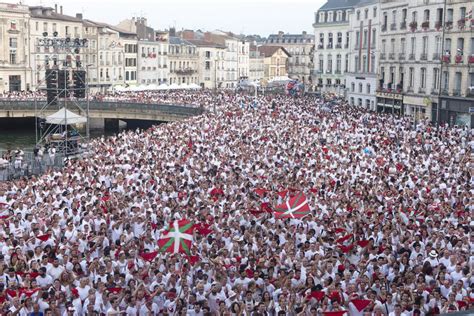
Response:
[54,4,57,13]
[60,6,63,15]
[76,13,83,20]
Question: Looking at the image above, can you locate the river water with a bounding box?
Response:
[0,128,115,151]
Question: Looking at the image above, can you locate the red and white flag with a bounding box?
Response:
[158,220,194,255]
[274,192,310,219]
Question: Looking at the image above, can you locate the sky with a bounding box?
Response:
[19,0,326,36]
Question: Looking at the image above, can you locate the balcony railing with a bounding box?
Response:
[389,53,395,60]
[430,88,438,95]
[455,55,463,64]
[435,21,442,30]
[318,44,324,49]
[380,53,386,60]
[466,88,474,97]
[452,89,461,96]
[400,21,407,29]
[418,88,426,94]
[442,55,450,63]
[469,55,474,64]
[445,21,453,29]
[420,53,427,60]
[457,19,465,29]
[390,23,397,31]
[409,53,415,60]
[421,21,430,30]
[327,44,333,49]
[399,53,405,60]
[433,53,440,60]
[409,21,418,31]
[335,43,342,49]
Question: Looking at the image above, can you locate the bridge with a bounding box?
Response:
[0,100,204,122]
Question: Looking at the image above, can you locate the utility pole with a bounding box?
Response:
[436,0,447,126]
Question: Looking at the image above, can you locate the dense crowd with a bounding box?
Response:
[0,90,220,108]
[0,92,472,316]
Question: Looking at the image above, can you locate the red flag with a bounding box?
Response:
[334,228,346,234]
[457,301,467,309]
[158,220,194,255]
[351,299,372,312]
[187,255,200,266]
[274,192,310,219]
[277,190,289,199]
[194,223,213,236]
[6,289,17,297]
[255,188,267,197]
[338,244,354,254]
[260,202,273,213]
[307,291,325,301]
[357,240,370,248]
[19,288,40,298]
[336,234,353,244]
[322,311,347,316]
[140,251,158,262]
[36,234,50,242]
[107,287,123,294]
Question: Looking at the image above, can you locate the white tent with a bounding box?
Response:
[168,83,180,90]
[157,83,169,90]
[46,108,87,125]
[179,83,189,90]
[113,85,126,92]
[188,83,202,89]
[147,84,159,91]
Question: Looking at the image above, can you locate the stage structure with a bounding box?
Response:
[34,32,90,157]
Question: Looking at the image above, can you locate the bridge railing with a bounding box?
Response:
[0,150,65,181]
[0,100,204,116]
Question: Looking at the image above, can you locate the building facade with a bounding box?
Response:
[249,45,265,82]
[346,0,380,110]
[188,40,226,89]
[155,31,169,85]
[266,31,315,83]
[168,37,198,85]
[377,0,473,127]
[257,46,291,81]
[313,0,359,93]
[0,2,31,92]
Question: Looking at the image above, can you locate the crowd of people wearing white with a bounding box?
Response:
[0,92,472,316]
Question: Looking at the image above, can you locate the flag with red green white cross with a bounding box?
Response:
[158,219,194,255]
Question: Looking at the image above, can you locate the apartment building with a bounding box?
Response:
[188,39,226,89]
[346,0,380,110]
[377,0,473,127]
[168,36,198,85]
[249,45,265,82]
[266,31,315,83]
[0,2,31,92]
[313,0,360,93]
[257,46,291,81]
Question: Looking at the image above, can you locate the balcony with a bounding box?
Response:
[445,21,453,29]
[335,43,342,49]
[432,53,440,60]
[435,21,442,30]
[441,89,449,96]
[421,21,430,30]
[390,23,397,31]
[420,53,428,60]
[442,55,450,63]
[418,88,426,94]
[400,21,407,29]
[430,88,438,95]
[455,55,463,64]
[175,68,196,75]
[335,70,341,74]
[469,55,474,64]
[380,53,386,60]
[389,53,395,60]
[382,24,387,32]
[457,19,465,29]
[466,88,474,97]
[409,53,415,60]
[327,44,333,49]
[318,44,324,49]
[399,53,406,60]
[409,21,418,31]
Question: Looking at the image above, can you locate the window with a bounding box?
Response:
[391,39,395,54]
[52,23,57,32]
[433,68,439,89]
[447,9,453,22]
[373,7,377,18]
[363,55,367,72]
[444,38,452,55]
[327,54,333,72]
[370,55,375,73]
[412,11,417,22]
[423,9,430,22]
[366,84,371,94]
[9,50,16,64]
[409,67,414,88]
[402,9,407,23]
[372,29,376,46]
[43,22,47,32]
[363,30,368,47]
[355,56,359,71]
[318,54,324,71]
[319,12,326,23]
[205,51,211,58]
[392,10,397,24]
[422,37,428,54]
[401,38,406,53]
[346,32,349,47]
[460,7,466,21]
[319,33,324,47]
[328,11,333,22]
[357,10,360,20]
[359,83,363,93]
[9,38,17,48]
[345,54,349,72]
[457,38,464,53]
[442,71,449,90]
[336,54,341,72]
[364,9,368,19]
[410,37,416,54]
[382,39,386,53]
[420,68,426,89]
[328,33,333,47]
[337,32,342,45]
[205,61,211,70]
[351,83,355,92]
[35,22,39,31]
[435,36,442,54]
[356,31,360,48]
[454,72,462,91]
